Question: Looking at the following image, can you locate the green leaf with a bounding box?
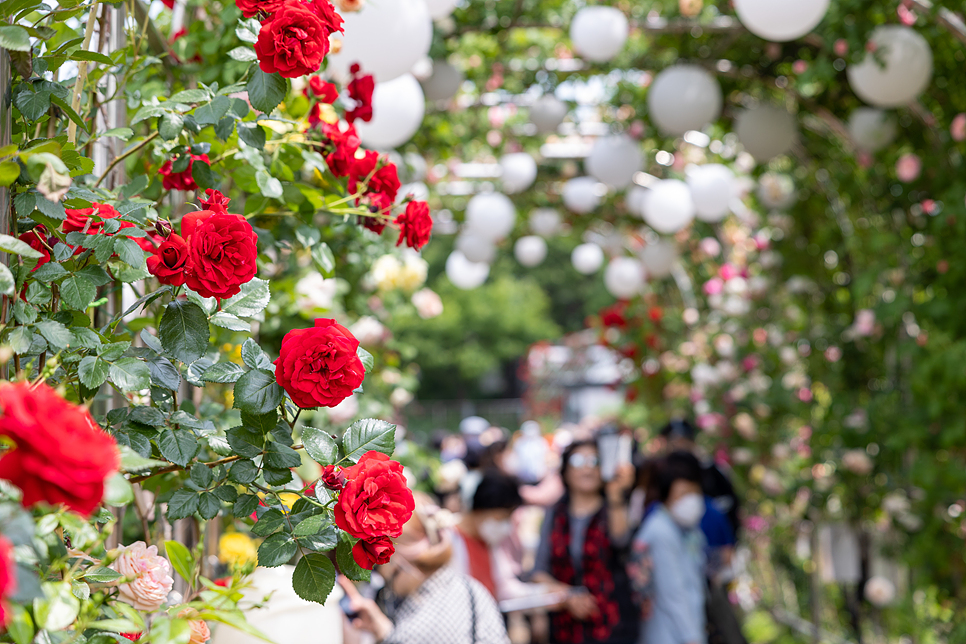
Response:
[158,112,184,141]
[342,418,396,463]
[247,66,287,114]
[6,604,33,644]
[255,169,283,199]
[78,355,110,388]
[226,426,264,458]
[257,533,298,568]
[5,326,32,353]
[242,409,278,432]
[0,26,31,51]
[103,472,134,506]
[131,104,166,125]
[191,161,213,190]
[166,489,200,520]
[233,494,260,518]
[109,358,151,391]
[131,406,166,427]
[0,233,45,259]
[0,160,19,187]
[228,459,259,484]
[251,508,286,537]
[263,466,293,486]
[293,514,325,537]
[81,566,122,583]
[263,442,301,469]
[69,49,113,65]
[238,122,266,150]
[34,581,80,631]
[240,337,266,369]
[302,427,339,466]
[292,553,336,604]
[163,540,195,585]
[311,242,335,277]
[33,262,68,281]
[149,616,193,644]
[221,277,270,318]
[159,300,210,364]
[210,311,250,331]
[158,428,199,467]
[201,361,246,383]
[147,355,181,390]
[99,340,132,361]
[102,127,134,140]
[59,275,95,310]
[35,319,71,349]
[194,96,231,126]
[233,368,283,415]
[48,94,90,137]
[235,21,260,44]
[168,89,211,103]
[227,46,257,62]
[336,532,371,582]
[198,491,222,520]
[357,346,374,373]
[0,263,13,296]
[114,236,147,270]
[15,89,51,121]
[189,462,213,488]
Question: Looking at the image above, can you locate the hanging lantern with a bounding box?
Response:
[586,135,642,189]
[514,236,548,267]
[572,243,604,274]
[569,6,629,63]
[604,258,645,299]
[421,60,464,101]
[530,208,562,237]
[648,65,723,136]
[530,95,568,134]
[735,105,798,161]
[355,74,426,150]
[733,0,830,42]
[500,153,538,194]
[847,26,933,108]
[464,193,517,241]
[446,251,489,290]
[641,179,695,234]
[687,163,735,223]
[562,177,602,214]
[847,108,897,152]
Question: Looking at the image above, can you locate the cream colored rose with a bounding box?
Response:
[110,542,173,612]
[411,288,443,319]
[179,609,211,644]
[334,0,364,11]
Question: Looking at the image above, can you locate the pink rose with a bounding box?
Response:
[718,263,739,281]
[895,153,921,182]
[792,60,808,74]
[951,113,966,141]
[110,542,173,612]
[703,277,724,295]
[179,610,211,644]
[411,288,443,319]
[834,39,848,57]
[853,309,876,337]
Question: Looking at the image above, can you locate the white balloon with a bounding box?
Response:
[586,135,642,189]
[756,172,796,210]
[641,180,695,234]
[562,177,602,214]
[733,0,830,42]
[625,186,647,215]
[640,241,678,278]
[465,193,516,241]
[572,243,604,274]
[355,74,426,150]
[446,251,489,290]
[500,153,538,194]
[530,95,568,134]
[735,105,798,161]
[848,108,897,152]
[604,258,644,299]
[530,208,561,237]
[648,65,723,136]
[421,60,463,101]
[396,182,429,204]
[687,164,735,222]
[847,26,933,108]
[514,236,548,267]
[570,6,629,63]
[456,233,496,263]
[423,0,458,20]
[327,0,432,83]
[403,152,428,181]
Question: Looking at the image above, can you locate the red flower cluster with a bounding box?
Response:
[18,226,53,272]
[144,190,258,299]
[306,78,340,127]
[395,201,433,250]
[346,64,374,124]
[0,382,119,517]
[599,302,628,329]
[254,0,344,79]
[334,451,415,570]
[348,150,400,213]
[274,318,365,408]
[0,536,15,629]
[320,122,360,176]
[159,153,209,191]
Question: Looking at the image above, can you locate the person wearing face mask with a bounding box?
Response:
[451,470,524,599]
[630,451,708,644]
[529,439,638,644]
[340,492,511,644]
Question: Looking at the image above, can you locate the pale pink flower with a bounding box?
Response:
[921,199,936,215]
[179,610,211,644]
[853,309,876,337]
[334,0,364,11]
[628,120,645,139]
[951,113,966,141]
[895,153,921,182]
[834,39,848,57]
[703,277,724,295]
[842,449,874,475]
[897,4,917,25]
[111,542,173,612]
[411,288,443,319]
[792,60,808,74]
[718,263,740,281]
[699,237,722,257]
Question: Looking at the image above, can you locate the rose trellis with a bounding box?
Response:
[0,0,429,639]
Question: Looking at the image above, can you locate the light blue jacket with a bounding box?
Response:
[633,505,707,644]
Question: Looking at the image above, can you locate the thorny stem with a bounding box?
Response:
[94,132,160,187]
[127,443,306,483]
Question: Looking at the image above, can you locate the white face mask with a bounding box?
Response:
[669,493,705,529]
[477,519,514,546]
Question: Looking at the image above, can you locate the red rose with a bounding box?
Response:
[0,382,119,517]
[255,2,331,79]
[600,302,628,329]
[362,217,387,234]
[0,536,15,628]
[307,77,339,103]
[274,318,365,408]
[200,188,232,214]
[147,234,189,286]
[346,68,374,124]
[352,536,395,570]
[348,152,400,207]
[181,208,258,299]
[63,202,130,235]
[120,634,142,642]
[309,0,344,33]
[321,122,360,176]
[235,0,286,18]
[18,226,52,270]
[334,451,414,540]
[319,464,346,490]
[160,154,209,191]
[395,201,432,250]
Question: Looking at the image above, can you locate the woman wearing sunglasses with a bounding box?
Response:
[529,439,638,644]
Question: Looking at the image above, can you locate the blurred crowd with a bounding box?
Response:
[215,417,748,644]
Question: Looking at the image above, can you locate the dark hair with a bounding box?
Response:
[559,439,602,496]
[656,451,703,502]
[472,470,523,511]
[660,418,697,442]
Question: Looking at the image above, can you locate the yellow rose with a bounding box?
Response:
[218,533,257,567]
